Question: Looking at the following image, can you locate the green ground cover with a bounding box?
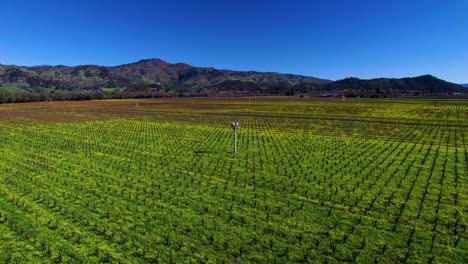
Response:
[0,97,466,263]
[0,86,27,93]
[101,87,122,92]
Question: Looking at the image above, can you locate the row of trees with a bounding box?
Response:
[0,91,182,104]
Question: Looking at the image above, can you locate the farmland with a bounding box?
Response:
[0,97,466,263]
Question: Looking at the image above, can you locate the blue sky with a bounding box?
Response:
[1,0,467,83]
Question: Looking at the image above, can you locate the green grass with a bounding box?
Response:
[0,98,466,263]
[0,86,26,93]
[101,87,122,92]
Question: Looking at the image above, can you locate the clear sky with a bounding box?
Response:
[1,0,467,83]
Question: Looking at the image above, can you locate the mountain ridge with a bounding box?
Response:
[325,75,463,92]
[0,58,330,94]
[0,59,465,97]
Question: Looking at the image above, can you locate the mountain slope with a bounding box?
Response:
[460,83,468,88]
[324,75,464,93]
[0,59,464,96]
[0,58,330,93]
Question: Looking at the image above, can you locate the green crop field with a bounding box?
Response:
[0,97,466,263]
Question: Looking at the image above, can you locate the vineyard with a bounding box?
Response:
[0,97,466,263]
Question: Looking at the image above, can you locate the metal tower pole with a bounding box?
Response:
[234,126,237,154]
[231,121,239,154]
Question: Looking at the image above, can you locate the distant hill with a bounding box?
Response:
[0,58,329,94]
[0,59,465,98]
[460,83,468,88]
[322,75,465,96]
